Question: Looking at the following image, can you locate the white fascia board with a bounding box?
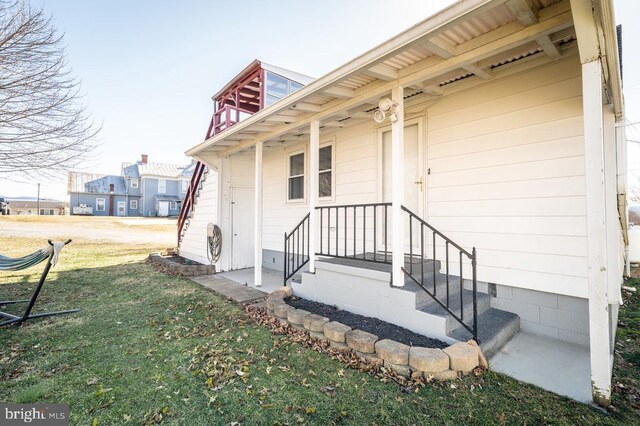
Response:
[185,0,505,157]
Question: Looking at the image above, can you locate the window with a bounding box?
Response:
[157,179,166,194]
[169,201,177,210]
[131,179,139,189]
[130,199,138,210]
[96,198,105,212]
[288,152,305,200]
[265,71,305,106]
[181,180,188,193]
[319,145,333,198]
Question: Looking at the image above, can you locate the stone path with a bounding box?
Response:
[190,274,267,305]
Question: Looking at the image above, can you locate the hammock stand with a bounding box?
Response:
[1,239,79,327]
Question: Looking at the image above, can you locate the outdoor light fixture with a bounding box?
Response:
[372,97,399,123]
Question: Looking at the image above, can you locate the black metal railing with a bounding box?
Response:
[401,206,478,341]
[316,202,392,263]
[283,212,310,285]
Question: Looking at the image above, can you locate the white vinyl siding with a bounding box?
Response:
[179,172,219,265]
[258,53,590,298]
[96,198,105,212]
[157,179,166,194]
[424,54,587,298]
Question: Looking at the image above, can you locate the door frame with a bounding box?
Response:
[117,201,126,216]
[158,201,169,217]
[376,116,426,216]
[230,186,254,270]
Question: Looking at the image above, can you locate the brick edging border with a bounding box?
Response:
[266,286,488,380]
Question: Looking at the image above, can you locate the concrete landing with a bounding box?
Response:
[490,331,591,403]
[218,267,284,293]
[191,274,267,304]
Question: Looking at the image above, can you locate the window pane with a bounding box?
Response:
[265,94,280,106]
[290,81,303,93]
[289,176,304,199]
[319,146,332,171]
[289,153,304,176]
[319,171,332,197]
[266,71,289,98]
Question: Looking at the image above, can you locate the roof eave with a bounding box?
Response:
[185,0,505,157]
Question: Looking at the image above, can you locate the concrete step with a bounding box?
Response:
[416,289,492,333]
[449,308,520,360]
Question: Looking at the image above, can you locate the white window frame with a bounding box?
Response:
[318,139,335,201]
[96,198,105,212]
[286,148,306,203]
[169,201,177,210]
[181,179,188,193]
[130,199,138,210]
[157,179,166,194]
[131,178,139,189]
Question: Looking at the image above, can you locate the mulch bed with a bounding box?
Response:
[287,296,448,349]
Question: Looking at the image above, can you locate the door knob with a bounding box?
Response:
[414,177,423,191]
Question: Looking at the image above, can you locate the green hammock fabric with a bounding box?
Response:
[0,246,53,272]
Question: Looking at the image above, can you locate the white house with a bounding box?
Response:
[181,0,627,407]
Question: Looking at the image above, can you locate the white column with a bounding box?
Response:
[254,142,263,286]
[391,84,405,287]
[582,59,611,407]
[309,120,320,273]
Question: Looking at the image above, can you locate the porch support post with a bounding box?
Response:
[254,141,263,286]
[309,120,320,273]
[582,59,611,407]
[391,84,404,287]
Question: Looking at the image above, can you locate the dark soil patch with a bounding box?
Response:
[287,296,448,349]
[163,254,203,265]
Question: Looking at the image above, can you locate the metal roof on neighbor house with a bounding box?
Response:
[68,172,127,195]
[137,162,194,178]
[83,175,127,195]
[121,163,140,178]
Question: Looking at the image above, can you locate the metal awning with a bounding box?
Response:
[154,195,182,202]
[186,0,622,164]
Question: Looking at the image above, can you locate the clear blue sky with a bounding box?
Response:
[1,0,639,201]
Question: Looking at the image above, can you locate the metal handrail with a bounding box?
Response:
[316,202,392,264]
[401,206,478,341]
[177,161,206,244]
[283,212,310,285]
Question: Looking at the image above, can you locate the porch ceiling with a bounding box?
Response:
[186,0,589,162]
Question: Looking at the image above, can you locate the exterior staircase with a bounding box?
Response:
[177,163,210,244]
[297,256,519,360]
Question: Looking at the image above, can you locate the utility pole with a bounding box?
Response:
[37,183,40,215]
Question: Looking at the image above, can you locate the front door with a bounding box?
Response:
[381,122,423,251]
[231,187,255,270]
[158,201,169,217]
[117,201,126,216]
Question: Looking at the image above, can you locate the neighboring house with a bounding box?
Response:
[68,155,193,217]
[3,197,68,215]
[180,0,626,407]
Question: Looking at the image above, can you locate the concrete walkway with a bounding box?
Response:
[190,274,267,304]
[490,332,592,403]
[218,267,284,294]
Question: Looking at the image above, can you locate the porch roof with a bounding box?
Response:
[186,0,623,164]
